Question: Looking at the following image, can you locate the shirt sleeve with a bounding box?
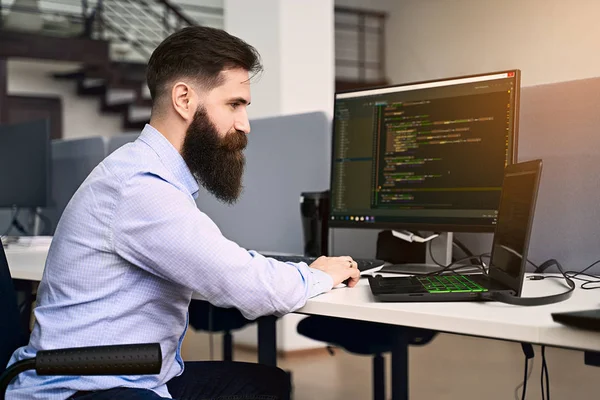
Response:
[111,172,333,320]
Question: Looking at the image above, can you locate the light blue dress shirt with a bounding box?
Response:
[6,124,333,399]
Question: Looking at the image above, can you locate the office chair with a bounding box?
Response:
[297,315,437,400]
[187,300,253,361]
[0,238,162,399]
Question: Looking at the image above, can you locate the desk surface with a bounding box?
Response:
[299,277,600,352]
[6,242,600,352]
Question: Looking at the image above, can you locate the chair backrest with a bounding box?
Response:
[107,132,139,155]
[0,239,27,368]
[39,137,106,235]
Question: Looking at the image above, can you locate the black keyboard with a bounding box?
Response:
[261,253,385,272]
[416,275,488,293]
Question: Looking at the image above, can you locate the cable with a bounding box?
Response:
[516,342,534,400]
[430,263,488,276]
[541,346,549,400]
[514,358,532,400]
[423,254,491,276]
[427,238,445,267]
[452,237,474,258]
[532,258,600,291]
[544,272,600,290]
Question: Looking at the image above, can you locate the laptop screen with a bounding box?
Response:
[488,160,542,293]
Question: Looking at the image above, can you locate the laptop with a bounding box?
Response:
[368,159,543,302]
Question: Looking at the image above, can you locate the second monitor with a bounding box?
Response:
[330,70,520,234]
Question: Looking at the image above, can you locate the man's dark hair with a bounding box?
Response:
[146,26,262,108]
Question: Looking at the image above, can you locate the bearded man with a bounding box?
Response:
[6,26,359,400]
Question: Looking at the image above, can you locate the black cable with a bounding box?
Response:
[427,238,445,267]
[429,263,487,276]
[517,343,534,400]
[424,254,491,276]
[452,237,474,257]
[540,351,546,400]
[541,346,549,400]
[521,356,529,400]
[11,216,29,236]
[536,269,600,291]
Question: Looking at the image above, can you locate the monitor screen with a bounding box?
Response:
[329,70,520,232]
[0,119,51,208]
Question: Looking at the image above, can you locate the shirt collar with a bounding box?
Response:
[138,124,199,199]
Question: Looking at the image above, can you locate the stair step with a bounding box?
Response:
[133,98,153,107]
[101,102,130,114]
[78,83,107,96]
[82,78,106,89]
[52,69,86,80]
[128,106,152,122]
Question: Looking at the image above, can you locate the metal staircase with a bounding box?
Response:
[0,0,223,130]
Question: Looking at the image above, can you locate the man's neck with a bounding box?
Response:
[148,119,185,153]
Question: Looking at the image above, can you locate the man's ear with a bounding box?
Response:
[171,82,196,122]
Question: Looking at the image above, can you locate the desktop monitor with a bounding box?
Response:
[329,70,520,233]
[0,119,51,208]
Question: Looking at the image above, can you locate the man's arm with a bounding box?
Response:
[112,172,341,320]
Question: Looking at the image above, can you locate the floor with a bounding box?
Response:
[182,330,598,400]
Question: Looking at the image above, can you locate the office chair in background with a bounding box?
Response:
[297,316,436,400]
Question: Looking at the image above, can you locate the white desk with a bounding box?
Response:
[6,242,600,400]
[300,278,600,353]
[8,243,599,351]
[6,244,48,282]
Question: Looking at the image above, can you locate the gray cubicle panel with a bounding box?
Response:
[195,111,331,255]
[511,76,600,272]
[107,132,140,155]
[456,77,600,273]
[39,137,106,235]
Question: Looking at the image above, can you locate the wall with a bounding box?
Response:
[385,0,600,87]
[7,59,123,139]
[224,0,334,121]
[224,0,282,119]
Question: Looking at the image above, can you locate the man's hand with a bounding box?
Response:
[309,256,360,288]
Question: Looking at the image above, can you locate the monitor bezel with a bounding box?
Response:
[328,69,521,233]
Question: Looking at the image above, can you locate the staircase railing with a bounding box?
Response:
[0,0,224,63]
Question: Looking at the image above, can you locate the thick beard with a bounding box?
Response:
[181,106,248,204]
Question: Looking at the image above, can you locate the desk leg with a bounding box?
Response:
[391,329,409,400]
[585,351,600,367]
[257,315,277,366]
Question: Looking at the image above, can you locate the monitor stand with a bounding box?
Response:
[379,231,453,275]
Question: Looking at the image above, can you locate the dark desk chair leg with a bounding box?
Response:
[391,329,409,400]
[258,315,277,366]
[585,351,600,367]
[373,353,385,400]
[223,331,233,362]
[14,280,34,336]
